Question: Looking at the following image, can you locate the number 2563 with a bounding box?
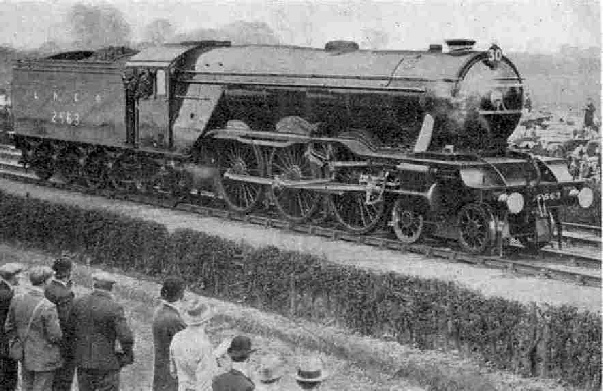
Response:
[51,111,80,126]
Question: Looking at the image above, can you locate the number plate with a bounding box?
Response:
[534,191,561,202]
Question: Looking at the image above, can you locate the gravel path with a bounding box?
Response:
[0,178,600,313]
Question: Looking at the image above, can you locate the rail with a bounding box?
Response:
[0,157,599,288]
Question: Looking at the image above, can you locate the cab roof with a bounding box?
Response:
[126,41,231,68]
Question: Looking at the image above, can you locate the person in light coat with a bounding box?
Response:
[169,299,224,391]
[5,266,63,391]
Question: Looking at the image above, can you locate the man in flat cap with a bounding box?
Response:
[5,266,63,391]
[45,255,75,391]
[0,263,25,391]
[68,272,134,391]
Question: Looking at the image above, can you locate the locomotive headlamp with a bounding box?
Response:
[499,192,524,214]
[577,187,594,208]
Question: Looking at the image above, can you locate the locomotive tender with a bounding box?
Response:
[9,39,593,254]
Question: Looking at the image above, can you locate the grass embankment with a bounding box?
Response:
[0,190,599,390]
[2,245,580,391]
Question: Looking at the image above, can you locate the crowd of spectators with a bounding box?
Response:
[0,258,329,391]
[512,98,601,184]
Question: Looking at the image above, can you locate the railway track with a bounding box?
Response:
[0,144,600,287]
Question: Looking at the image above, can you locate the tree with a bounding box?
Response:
[143,18,175,46]
[68,2,132,49]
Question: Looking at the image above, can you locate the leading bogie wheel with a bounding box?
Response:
[457,203,496,254]
[516,213,553,252]
[268,144,323,223]
[391,200,425,244]
[216,141,265,213]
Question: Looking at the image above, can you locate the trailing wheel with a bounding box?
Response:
[268,144,323,223]
[31,142,55,180]
[457,203,496,254]
[216,141,265,213]
[391,200,425,244]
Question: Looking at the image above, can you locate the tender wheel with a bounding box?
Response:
[82,152,109,189]
[109,153,150,192]
[31,143,55,180]
[457,203,496,254]
[391,200,425,244]
[56,147,84,184]
[268,145,323,223]
[216,141,265,213]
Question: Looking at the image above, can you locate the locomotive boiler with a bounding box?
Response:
[9,39,593,254]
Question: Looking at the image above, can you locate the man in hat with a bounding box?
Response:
[153,277,187,391]
[5,266,63,391]
[44,255,75,391]
[295,356,328,390]
[68,272,134,391]
[0,263,25,391]
[212,336,256,391]
[169,299,220,391]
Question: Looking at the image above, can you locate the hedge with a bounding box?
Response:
[0,191,599,389]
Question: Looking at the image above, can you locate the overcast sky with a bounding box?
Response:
[0,0,600,53]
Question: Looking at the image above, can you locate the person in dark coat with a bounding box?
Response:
[0,263,25,391]
[68,272,134,391]
[152,277,186,391]
[584,98,597,130]
[44,256,75,391]
[212,336,256,391]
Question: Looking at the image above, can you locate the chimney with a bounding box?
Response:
[428,44,443,52]
[445,39,476,52]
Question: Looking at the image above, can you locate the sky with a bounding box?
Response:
[0,0,600,53]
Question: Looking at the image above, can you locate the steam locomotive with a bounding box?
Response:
[8,39,594,254]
